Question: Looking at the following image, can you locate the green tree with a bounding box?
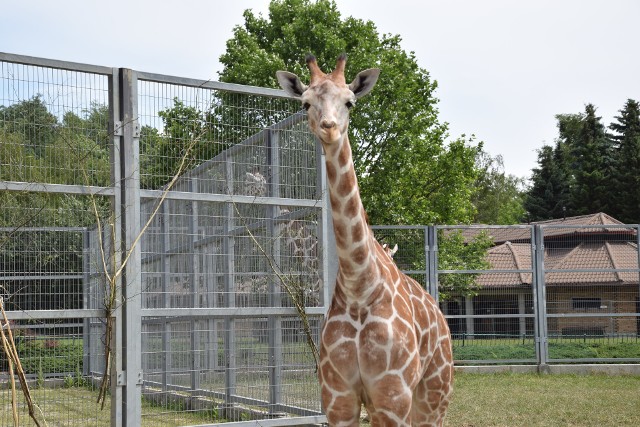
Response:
[570,104,614,215]
[525,112,602,221]
[524,143,572,221]
[473,151,527,224]
[219,0,481,225]
[140,98,233,189]
[62,102,110,146]
[437,229,493,300]
[609,99,640,223]
[0,95,58,156]
[0,98,111,230]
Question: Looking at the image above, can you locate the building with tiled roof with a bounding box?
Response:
[443,213,639,339]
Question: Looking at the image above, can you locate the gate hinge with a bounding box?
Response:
[116,371,143,386]
[112,120,123,136]
[116,371,125,386]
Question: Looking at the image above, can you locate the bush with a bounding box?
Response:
[12,338,84,375]
[453,339,640,361]
[454,344,535,361]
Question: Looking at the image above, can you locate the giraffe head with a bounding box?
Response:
[276,54,380,145]
[381,243,398,259]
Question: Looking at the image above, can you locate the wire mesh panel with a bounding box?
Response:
[137,78,318,200]
[136,74,325,424]
[541,223,640,363]
[1,54,115,427]
[0,320,108,426]
[0,59,112,187]
[437,225,537,364]
[372,225,538,364]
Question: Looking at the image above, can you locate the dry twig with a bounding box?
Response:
[0,297,45,427]
[231,202,321,368]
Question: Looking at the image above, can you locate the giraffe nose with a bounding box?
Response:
[320,119,336,129]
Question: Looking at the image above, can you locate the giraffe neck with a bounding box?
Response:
[323,134,379,300]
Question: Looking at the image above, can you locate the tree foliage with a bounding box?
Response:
[0,98,113,311]
[570,104,614,215]
[139,98,231,189]
[609,99,640,223]
[437,229,493,300]
[525,101,640,222]
[0,95,58,156]
[218,0,481,225]
[473,152,527,224]
[524,144,571,221]
[0,97,111,228]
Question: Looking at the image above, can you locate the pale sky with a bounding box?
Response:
[2,0,639,179]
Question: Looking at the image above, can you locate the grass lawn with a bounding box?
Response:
[1,386,224,426]
[4,372,638,426]
[443,372,640,427]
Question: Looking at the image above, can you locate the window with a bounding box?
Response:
[571,297,602,310]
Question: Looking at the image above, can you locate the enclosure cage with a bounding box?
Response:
[2,51,640,427]
[1,52,330,426]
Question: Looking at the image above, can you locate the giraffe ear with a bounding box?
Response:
[349,68,380,99]
[276,71,307,98]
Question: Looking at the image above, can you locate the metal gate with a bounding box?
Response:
[1,52,329,426]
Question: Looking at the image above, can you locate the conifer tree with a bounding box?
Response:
[570,104,614,215]
[609,99,640,223]
[524,145,571,221]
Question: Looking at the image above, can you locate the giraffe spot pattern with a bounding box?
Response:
[338,172,355,197]
[342,195,359,219]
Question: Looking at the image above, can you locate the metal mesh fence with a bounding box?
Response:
[137,78,318,200]
[0,60,112,187]
[0,320,107,426]
[1,55,113,426]
[373,223,640,365]
[542,224,640,362]
[132,75,325,422]
[1,54,326,426]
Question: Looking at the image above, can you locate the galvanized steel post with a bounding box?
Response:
[118,68,143,425]
[533,225,549,371]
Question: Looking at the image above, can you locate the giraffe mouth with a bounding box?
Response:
[316,125,344,144]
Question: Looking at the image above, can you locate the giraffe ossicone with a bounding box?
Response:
[277,54,453,427]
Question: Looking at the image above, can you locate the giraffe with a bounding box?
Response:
[240,169,322,305]
[277,55,453,426]
[281,208,322,306]
[381,243,398,259]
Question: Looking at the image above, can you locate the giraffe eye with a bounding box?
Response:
[303,102,311,111]
[345,101,354,109]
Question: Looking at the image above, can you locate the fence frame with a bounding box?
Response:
[372,223,640,368]
[1,51,330,426]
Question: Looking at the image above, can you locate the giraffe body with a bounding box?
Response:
[277,55,453,426]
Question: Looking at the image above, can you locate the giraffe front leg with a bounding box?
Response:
[363,376,413,427]
[319,358,362,427]
[321,383,361,427]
